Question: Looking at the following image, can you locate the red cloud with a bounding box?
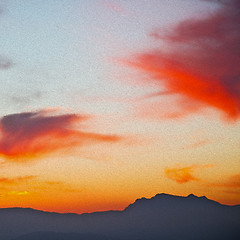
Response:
[0,111,120,161]
[124,0,240,121]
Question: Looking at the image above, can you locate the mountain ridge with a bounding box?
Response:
[0,193,239,240]
[1,192,239,215]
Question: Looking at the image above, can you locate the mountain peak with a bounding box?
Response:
[124,193,219,212]
[155,193,207,200]
[187,194,209,200]
[187,193,197,198]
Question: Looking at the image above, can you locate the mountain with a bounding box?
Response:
[0,193,239,240]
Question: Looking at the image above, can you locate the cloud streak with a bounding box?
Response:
[42,181,83,193]
[0,110,120,161]
[10,91,42,105]
[123,0,240,121]
[0,176,35,185]
[102,0,126,14]
[0,191,29,198]
[185,139,211,149]
[207,174,240,188]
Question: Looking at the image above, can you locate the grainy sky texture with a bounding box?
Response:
[0,0,239,213]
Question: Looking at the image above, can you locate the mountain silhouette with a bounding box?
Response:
[0,193,239,240]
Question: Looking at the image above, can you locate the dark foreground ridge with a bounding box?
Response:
[1,193,239,240]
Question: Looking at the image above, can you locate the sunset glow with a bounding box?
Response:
[0,0,239,214]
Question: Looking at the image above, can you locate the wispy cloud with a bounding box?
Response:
[165,164,214,184]
[0,176,35,185]
[201,174,240,195]
[185,139,211,149]
[123,0,240,121]
[102,0,126,14]
[43,181,83,193]
[0,110,121,161]
[0,7,14,70]
[10,91,42,105]
[0,191,29,197]
[207,174,240,188]
[10,191,29,195]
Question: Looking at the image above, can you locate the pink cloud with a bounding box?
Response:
[102,0,126,14]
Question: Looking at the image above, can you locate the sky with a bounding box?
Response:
[0,0,239,213]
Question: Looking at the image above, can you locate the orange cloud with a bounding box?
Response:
[0,111,120,161]
[165,164,214,184]
[123,0,240,121]
[165,166,198,183]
